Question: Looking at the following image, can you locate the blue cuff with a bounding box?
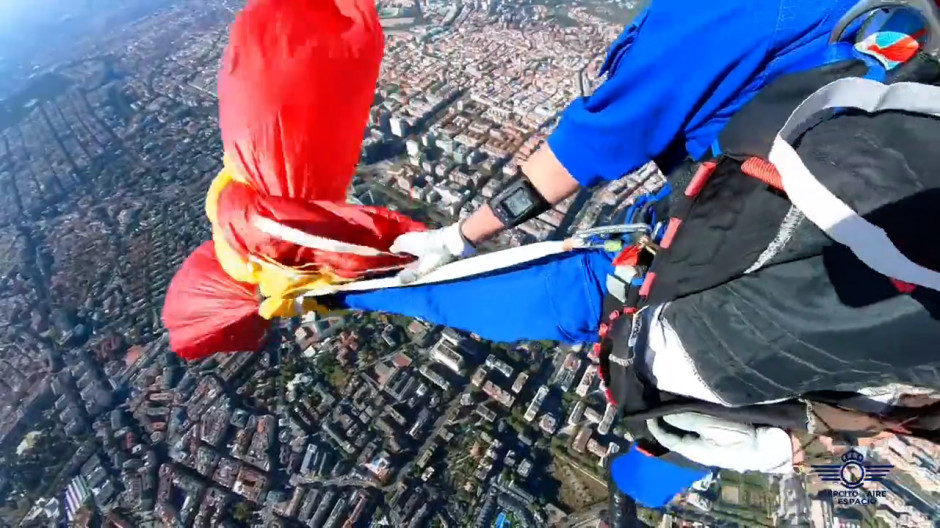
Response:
[610,445,710,508]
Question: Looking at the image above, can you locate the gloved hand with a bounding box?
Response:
[390,223,476,283]
[646,413,794,474]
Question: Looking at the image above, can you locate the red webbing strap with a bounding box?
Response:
[741,157,784,191]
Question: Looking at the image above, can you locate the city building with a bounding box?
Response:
[524,386,549,422]
[511,372,528,394]
[418,365,451,391]
[538,413,557,435]
[430,337,466,374]
[576,365,599,397]
[573,426,593,454]
[471,366,488,388]
[598,404,617,435]
[484,355,513,378]
[557,353,582,392]
[482,381,515,409]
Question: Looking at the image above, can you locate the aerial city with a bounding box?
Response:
[0,0,938,527]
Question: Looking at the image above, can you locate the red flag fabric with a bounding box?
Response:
[162,242,269,360]
[218,0,383,201]
[214,183,425,279]
[213,0,422,278]
[164,0,425,361]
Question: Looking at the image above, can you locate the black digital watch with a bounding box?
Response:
[487,173,552,228]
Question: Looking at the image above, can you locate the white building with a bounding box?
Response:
[576,364,599,397]
[390,116,408,137]
[567,401,586,426]
[406,139,420,156]
[430,338,465,374]
[598,404,617,435]
[524,386,549,422]
[485,355,514,378]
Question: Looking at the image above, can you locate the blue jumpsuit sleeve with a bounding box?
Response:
[547,0,781,187]
[339,250,614,344]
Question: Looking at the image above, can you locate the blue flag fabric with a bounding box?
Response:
[610,445,711,508]
[340,249,613,344]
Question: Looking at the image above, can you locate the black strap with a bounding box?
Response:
[887,51,940,83]
[621,400,810,431]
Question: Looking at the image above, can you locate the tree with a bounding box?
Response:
[561,391,580,406]
[232,502,253,523]
[328,367,349,390]
[507,349,523,364]
[316,354,338,374]
[479,421,494,435]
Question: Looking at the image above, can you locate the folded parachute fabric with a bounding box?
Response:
[162,0,424,360]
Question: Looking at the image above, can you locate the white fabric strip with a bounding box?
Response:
[768,78,940,292]
[300,240,571,297]
[252,216,395,257]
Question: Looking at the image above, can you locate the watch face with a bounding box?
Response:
[504,189,534,216]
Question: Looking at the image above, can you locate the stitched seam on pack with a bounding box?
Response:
[744,205,804,274]
[703,295,804,392]
[723,282,855,366]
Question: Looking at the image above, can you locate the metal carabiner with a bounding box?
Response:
[830,0,940,57]
[571,223,651,238]
[563,223,651,251]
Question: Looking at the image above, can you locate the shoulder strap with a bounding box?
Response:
[769,78,940,291]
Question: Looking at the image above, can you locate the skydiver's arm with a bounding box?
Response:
[547,0,789,186]
[460,145,579,245]
[463,0,785,244]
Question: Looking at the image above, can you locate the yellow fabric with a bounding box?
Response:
[205,160,248,225]
[206,162,349,320]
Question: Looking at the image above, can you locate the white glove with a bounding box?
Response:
[647,413,794,474]
[390,223,476,283]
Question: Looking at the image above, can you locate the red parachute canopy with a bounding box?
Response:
[214,0,423,279]
[162,242,269,361]
[218,0,382,201]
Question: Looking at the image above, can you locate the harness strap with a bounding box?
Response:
[740,158,783,191]
[769,77,940,292]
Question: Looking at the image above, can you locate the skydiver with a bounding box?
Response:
[329,0,940,517]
